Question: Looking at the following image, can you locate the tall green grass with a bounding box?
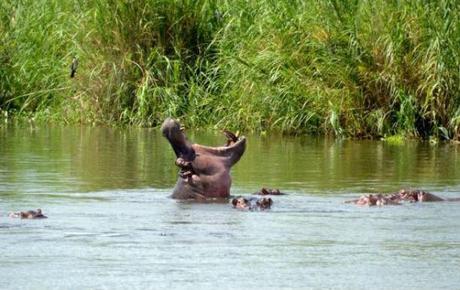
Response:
[1,0,459,139]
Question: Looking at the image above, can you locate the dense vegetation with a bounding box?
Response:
[1,0,459,139]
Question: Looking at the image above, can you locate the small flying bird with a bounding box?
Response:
[70,57,78,78]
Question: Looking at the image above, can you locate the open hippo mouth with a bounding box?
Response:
[161,118,196,160]
[161,117,246,199]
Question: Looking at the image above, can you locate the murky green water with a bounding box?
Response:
[1,126,460,289]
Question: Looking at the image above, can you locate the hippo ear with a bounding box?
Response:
[232,199,238,207]
[223,130,238,145]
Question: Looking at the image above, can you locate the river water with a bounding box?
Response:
[1,126,460,289]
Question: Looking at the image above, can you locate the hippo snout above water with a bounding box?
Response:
[232,196,273,211]
[255,188,284,195]
[9,209,47,219]
[345,189,460,206]
[345,194,401,206]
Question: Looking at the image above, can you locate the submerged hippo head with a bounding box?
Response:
[232,196,273,210]
[9,208,47,219]
[416,191,444,202]
[256,197,273,209]
[232,197,249,209]
[397,189,445,202]
[351,194,401,206]
[257,188,284,195]
[162,118,246,199]
[398,189,418,202]
[345,188,449,206]
[354,194,378,206]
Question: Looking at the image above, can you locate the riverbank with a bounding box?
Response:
[1,0,459,139]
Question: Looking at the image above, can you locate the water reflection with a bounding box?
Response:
[1,126,460,196]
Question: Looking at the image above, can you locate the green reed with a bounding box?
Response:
[0,0,459,139]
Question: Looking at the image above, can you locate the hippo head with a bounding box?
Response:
[232,197,273,210]
[416,191,444,202]
[9,208,47,219]
[399,190,418,202]
[161,118,195,160]
[232,197,249,209]
[356,194,379,206]
[256,197,273,209]
[258,188,282,195]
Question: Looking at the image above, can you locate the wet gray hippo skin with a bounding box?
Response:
[161,118,246,199]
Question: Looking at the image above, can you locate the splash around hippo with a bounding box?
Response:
[161,118,246,199]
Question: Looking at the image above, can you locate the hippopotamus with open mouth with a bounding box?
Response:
[161,118,246,199]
